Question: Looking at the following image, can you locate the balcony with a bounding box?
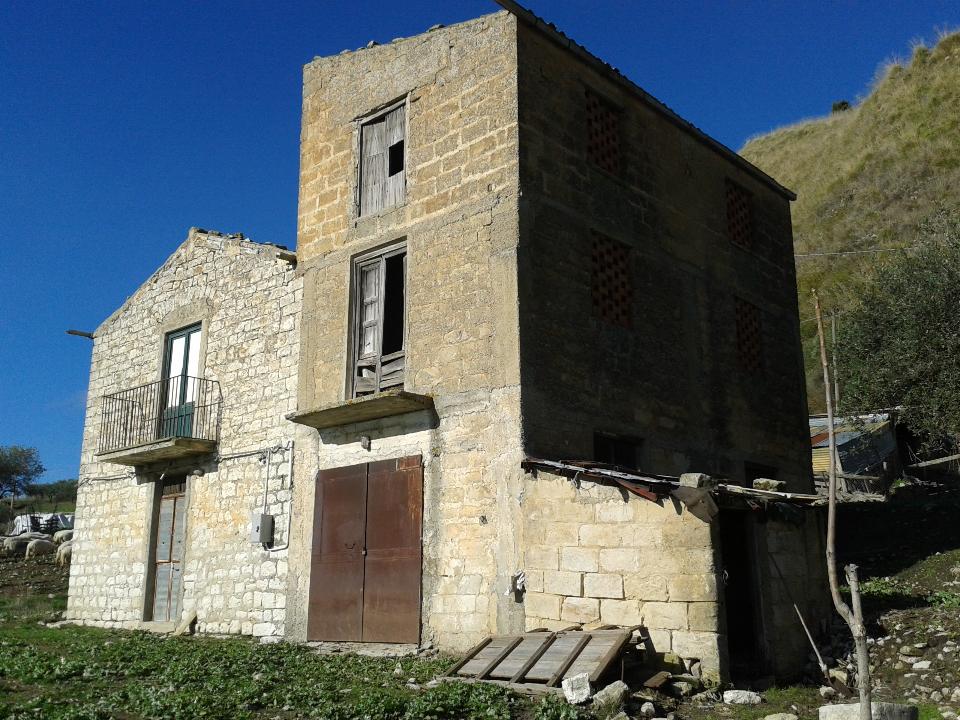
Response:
[97,376,221,466]
[287,388,434,430]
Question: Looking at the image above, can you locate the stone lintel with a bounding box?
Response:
[95,437,217,466]
[286,390,435,430]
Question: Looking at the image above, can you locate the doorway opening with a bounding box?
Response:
[719,509,766,679]
[148,476,187,623]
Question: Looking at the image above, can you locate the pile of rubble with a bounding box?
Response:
[561,672,792,720]
[808,611,959,720]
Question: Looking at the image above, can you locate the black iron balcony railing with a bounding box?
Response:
[99,376,221,454]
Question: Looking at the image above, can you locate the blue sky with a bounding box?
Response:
[1,1,957,482]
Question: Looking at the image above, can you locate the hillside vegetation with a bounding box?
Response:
[740,31,960,411]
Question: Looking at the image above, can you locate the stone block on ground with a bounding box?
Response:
[723,689,763,705]
[818,703,919,720]
[591,680,629,710]
[562,672,591,704]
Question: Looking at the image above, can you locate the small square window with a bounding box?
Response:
[594,432,641,470]
[735,298,763,374]
[591,232,632,328]
[726,180,753,249]
[586,92,621,175]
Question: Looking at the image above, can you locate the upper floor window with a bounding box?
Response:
[351,243,406,396]
[591,231,632,328]
[359,103,406,216]
[594,431,641,470]
[734,297,763,374]
[725,180,754,250]
[586,91,622,175]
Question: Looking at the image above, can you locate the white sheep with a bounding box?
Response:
[53,529,74,545]
[3,533,50,556]
[56,540,73,567]
[25,538,56,559]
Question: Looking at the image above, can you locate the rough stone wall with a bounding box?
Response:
[68,229,302,638]
[755,512,831,679]
[515,23,811,490]
[286,12,526,651]
[522,471,725,682]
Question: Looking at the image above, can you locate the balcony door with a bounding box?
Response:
[161,324,201,440]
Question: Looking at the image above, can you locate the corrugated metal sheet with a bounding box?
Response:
[812,447,833,474]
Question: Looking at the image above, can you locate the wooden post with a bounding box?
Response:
[831,311,840,407]
[814,290,872,720]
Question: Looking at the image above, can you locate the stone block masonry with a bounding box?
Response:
[68,229,302,638]
[522,471,724,681]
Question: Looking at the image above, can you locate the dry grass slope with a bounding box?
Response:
[740,31,960,410]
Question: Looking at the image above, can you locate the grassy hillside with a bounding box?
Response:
[740,31,960,411]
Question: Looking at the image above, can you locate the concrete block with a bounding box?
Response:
[624,574,668,601]
[668,574,718,602]
[562,672,591,704]
[543,570,582,597]
[596,501,634,523]
[818,704,918,720]
[561,547,599,573]
[599,548,641,573]
[673,631,720,663]
[524,592,561,621]
[583,573,624,599]
[561,597,600,624]
[599,599,642,627]
[526,545,559,570]
[687,602,719,632]
[643,601,687,630]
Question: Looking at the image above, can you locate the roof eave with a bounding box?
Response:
[494,0,797,202]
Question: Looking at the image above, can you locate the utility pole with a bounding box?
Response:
[814,290,872,720]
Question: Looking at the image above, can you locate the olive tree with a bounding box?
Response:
[837,225,960,447]
[0,446,45,511]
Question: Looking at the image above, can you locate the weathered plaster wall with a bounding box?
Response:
[287,12,526,651]
[522,471,725,682]
[68,230,302,638]
[515,23,811,490]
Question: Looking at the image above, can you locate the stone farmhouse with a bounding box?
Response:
[68,2,829,683]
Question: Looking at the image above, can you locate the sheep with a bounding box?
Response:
[25,538,56,559]
[3,533,50,556]
[56,540,73,567]
[53,529,74,545]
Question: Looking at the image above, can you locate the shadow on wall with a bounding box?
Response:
[317,409,439,447]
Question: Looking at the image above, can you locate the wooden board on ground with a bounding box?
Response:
[447,629,633,689]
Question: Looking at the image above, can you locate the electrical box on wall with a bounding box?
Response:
[250,512,274,545]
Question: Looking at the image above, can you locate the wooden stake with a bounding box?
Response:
[814,290,872,720]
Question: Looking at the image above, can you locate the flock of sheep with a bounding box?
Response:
[1,529,74,566]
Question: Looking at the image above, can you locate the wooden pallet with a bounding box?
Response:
[444,627,635,694]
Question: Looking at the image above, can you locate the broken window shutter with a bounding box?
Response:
[355,259,383,395]
[358,262,381,357]
[360,118,387,215]
[384,105,405,207]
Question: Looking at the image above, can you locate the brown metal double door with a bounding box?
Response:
[308,455,422,643]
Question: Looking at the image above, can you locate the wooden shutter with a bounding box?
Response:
[360,117,386,216]
[359,104,405,216]
[354,259,383,395]
[384,106,405,208]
